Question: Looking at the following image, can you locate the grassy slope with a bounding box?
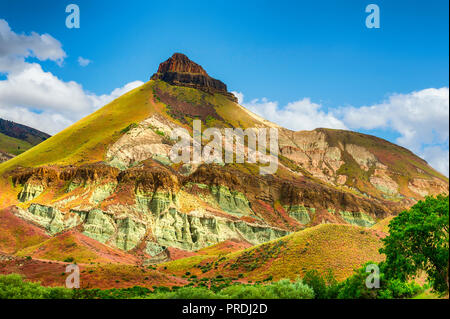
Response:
[0,132,34,156]
[371,216,394,234]
[0,208,50,254]
[15,230,139,265]
[153,80,262,130]
[0,82,155,175]
[321,128,448,182]
[160,224,385,282]
[0,80,263,176]
[0,256,187,289]
[1,80,446,189]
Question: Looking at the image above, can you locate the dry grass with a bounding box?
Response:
[160,224,385,282]
[15,230,139,265]
[371,216,394,234]
[0,207,49,254]
[0,82,155,175]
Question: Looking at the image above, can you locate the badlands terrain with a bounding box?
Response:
[0,53,447,289]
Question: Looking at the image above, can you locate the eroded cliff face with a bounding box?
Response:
[279,128,448,201]
[408,177,449,197]
[6,162,291,258]
[6,146,401,260]
[280,130,344,183]
[3,106,448,262]
[106,114,176,169]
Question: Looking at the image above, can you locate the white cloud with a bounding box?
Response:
[0,19,144,135]
[233,92,347,131]
[0,19,66,72]
[233,92,244,105]
[89,80,144,109]
[0,64,143,134]
[0,105,73,136]
[234,89,449,177]
[0,63,93,117]
[78,56,91,67]
[337,88,449,176]
[420,146,449,179]
[338,88,449,152]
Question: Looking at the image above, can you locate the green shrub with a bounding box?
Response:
[0,274,73,299]
[120,123,138,134]
[219,279,314,299]
[335,263,423,299]
[264,279,315,299]
[303,270,327,299]
[163,286,217,299]
[219,285,265,299]
[383,278,421,299]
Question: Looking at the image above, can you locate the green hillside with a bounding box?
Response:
[0,80,263,175]
[160,224,385,282]
[0,83,156,174]
[0,133,33,156]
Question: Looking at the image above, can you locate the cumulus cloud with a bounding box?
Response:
[77,56,91,67]
[0,63,93,116]
[0,19,66,72]
[234,89,449,177]
[0,105,73,136]
[90,80,145,109]
[338,88,449,152]
[0,19,144,135]
[233,92,244,105]
[337,88,449,176]
[0,64,143,134]
[420,146,449,179]
[232,92,347,131]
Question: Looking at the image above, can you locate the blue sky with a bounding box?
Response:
[0,0,448,175]
[1,0,448,104]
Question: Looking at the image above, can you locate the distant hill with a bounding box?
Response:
[0,118,50,162]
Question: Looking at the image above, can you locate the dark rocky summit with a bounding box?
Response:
[151,53,238,102]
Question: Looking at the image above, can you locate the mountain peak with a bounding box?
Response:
[150,53,237,102]
[156,53,208,76]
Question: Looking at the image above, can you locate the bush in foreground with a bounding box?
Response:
[0,268,425,300]
[335,262,422,299]
[0,274,72,299]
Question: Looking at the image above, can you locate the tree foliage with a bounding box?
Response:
[380,195,449,293]
[334,262,421,299]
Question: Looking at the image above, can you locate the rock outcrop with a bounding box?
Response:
[150,53,238,102]
[0,150,13,163]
